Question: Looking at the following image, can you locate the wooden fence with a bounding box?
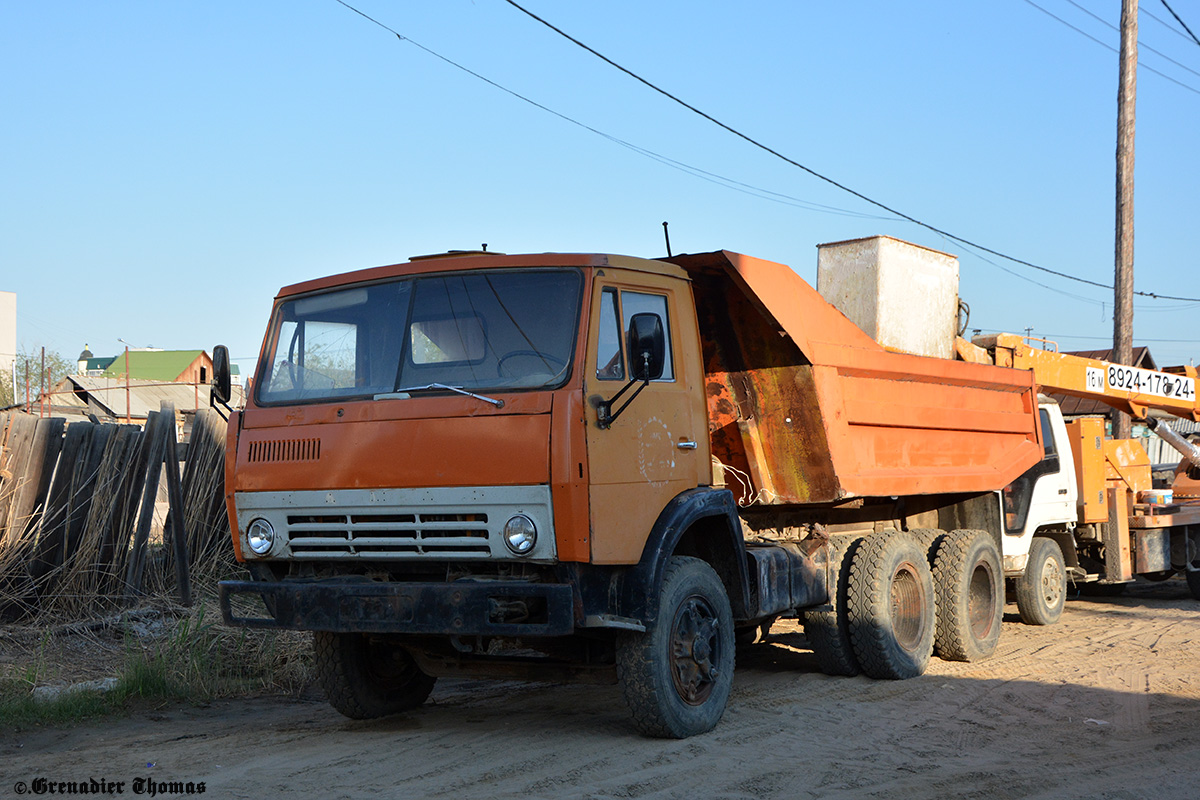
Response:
[0,404,232,621]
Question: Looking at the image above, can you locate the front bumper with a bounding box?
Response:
[219,578,576,637]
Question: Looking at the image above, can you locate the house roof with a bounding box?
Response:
[100,350,205,382]
[59,374,242,420]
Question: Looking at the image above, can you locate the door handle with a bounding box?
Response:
[1058,489,1069,495]
[677,440,698,450]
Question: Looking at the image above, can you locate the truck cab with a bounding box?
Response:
[1001,400,1078,575]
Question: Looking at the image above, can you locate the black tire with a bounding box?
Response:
[847,532,936,679]
[735,626,759,647]
[1015,537,1066,625]
[909,528,946,563]
[313,632,436,720]
[803,535,863,677]
[1187,569,1200,601]
[616,556,735,738]
[932,529,1003,662]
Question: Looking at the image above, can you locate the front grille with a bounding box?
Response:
[236,485,556,562]
[286,511,491,557]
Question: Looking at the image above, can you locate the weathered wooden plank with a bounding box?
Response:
[8,418,65,539]
[63,423,117,565]
[0,413,39,542]
[124,411,169,601]
[30,422,93,590]
[0,416,64,619]
[183,408,231,560]
[95,425,145,595]
[0,411,8,474]
[161,403,191,606]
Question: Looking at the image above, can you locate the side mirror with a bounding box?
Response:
[595,313,666,429]
[628,313,665,381]
[211,345,232,406]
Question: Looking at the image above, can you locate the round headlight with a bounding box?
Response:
[246,518,275,556]
[503,514,537,556]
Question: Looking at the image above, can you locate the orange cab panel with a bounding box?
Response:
[233,413,551,493]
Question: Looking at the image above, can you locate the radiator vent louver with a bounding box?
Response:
[285,511,491,556]
[248,438,322,463]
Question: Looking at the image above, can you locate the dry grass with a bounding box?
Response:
[0,408,313,728]
[0,598,314,728]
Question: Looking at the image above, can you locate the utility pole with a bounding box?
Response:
[1113,0,1138,440]
[124,345,131,424]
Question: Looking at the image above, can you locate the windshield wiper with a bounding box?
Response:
[376,383,504,408]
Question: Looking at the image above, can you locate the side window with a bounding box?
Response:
[1040,409,1055,456]
[596,288,625,381]
[621,291,674,381]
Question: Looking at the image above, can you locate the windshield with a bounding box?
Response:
[256,269,583,404]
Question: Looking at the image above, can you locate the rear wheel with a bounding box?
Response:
[909,528,946,563]
[932,529,1003,662]
[803,535,863,676]
[1015,537,1066,625]
[1187,569,1200,601]
[617,556,735,738]
[313,632,436,719]
[847,532,936,679]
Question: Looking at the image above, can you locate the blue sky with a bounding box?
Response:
[3,1,1198,380]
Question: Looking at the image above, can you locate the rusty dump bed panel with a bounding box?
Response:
[667,251,1042,504]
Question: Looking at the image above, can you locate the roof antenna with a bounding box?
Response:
[662,221,672,258]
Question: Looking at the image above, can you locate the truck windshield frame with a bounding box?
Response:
[254,268,584,406]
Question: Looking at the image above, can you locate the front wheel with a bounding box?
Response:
[313,632,436,719]
[1015,537,1066,625]
[617,556,734,738]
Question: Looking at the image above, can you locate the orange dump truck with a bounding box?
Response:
[215,248,1043,737]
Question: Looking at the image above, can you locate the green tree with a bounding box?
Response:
[1,346,74,408]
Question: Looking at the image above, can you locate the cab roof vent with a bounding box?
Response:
[410,248,506,262]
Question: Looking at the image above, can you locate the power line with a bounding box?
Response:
[502,0,1200,303]
[332,0,887,222]
[1143,6,1194,42]
[978,328,1200,344]
[1160,0,1200,47]
[1020,0,1200,95]
[1064,0,1200,80]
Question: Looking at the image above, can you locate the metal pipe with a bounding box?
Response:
[1147,417,1200,470]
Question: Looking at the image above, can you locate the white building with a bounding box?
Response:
[0,291,15,387]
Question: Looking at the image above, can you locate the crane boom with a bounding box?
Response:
[977,333,1199,423]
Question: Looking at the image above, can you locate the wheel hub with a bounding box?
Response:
[968,563,997,639]
[890,562,927,652]
[1041,556,1063,607]
[670,595,720,705]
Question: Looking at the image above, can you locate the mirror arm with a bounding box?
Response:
[597,377,651,429]
[209,387,232,421]
[596,352,652,429]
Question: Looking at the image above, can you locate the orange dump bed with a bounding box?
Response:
[666,251,1042,504]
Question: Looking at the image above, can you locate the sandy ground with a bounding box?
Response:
[2,579,1198,800]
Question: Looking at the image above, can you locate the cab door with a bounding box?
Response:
[585,270,710,564]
